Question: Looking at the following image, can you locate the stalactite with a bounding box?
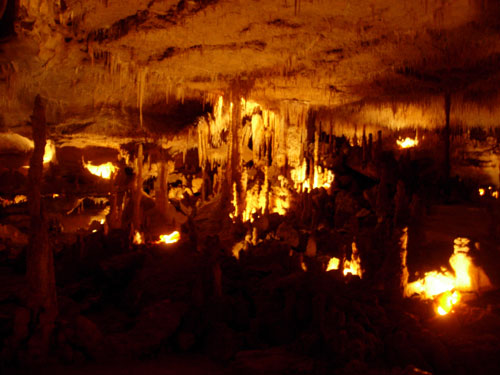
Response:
[137,68,147,129]
[157,157,169,217]
[133,144,144,233]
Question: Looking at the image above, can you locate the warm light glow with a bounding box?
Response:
[155,231,180,245]
[271,183,290,216]
[301,260,307,272]
[326,257,340,271]
[52,193,59,198]
[405,237,489,316]
[436,290,461,316]
[14,195,27,204]
[43,140,56,164]
[406,269,456,298]
[133,231,144,245]
[100,219,105,225]
[1,195,27,207]
[479,187,499,198]
[396,137,418,149]
[449,238,472,290]
[290,160,334,192]
[241,98,261,115]
[231,169,291,223]
[84,161,117,179]
[229,183,239,221]
[343,242,362,277]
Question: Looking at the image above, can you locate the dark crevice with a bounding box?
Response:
[142,98,213,135]
[87,0,219,43]
[0,0,17,39]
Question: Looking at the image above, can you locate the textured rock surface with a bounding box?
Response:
[1,0,500,137]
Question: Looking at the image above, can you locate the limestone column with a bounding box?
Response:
[26,95,57,359]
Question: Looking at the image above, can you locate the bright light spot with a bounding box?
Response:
[326,257,340,271]
[301,260,307,272]
[437,306,447,316]
[43,140,56,164]
[479,188,485,196]
[450,238,472,290]
[290,160,334,192]
[493,191,499,199]
[436,290,461,316]
[92,229,97,233]
[155,231,180,245]
[232,240,247,259]
[14,195,27,204]
[406,269,456,298]
[52,193,59,198]
[405,237,490,316]
[397,137,418,149]
[84,161,117,179]
[343,242,362,277]
[241,98,261,115]
[100,219,105,225]
[230,169,291,223]
[133,231,144,245]
[229,183,239,221]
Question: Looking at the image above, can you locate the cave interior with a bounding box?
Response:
[1,1,500,374]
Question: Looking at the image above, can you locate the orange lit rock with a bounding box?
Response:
[155,231,180,245]
[84,161,117,179]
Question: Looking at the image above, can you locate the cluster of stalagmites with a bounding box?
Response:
[1,94,500,374]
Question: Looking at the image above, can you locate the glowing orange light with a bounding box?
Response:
[84,161,117,179]
[290,160,334,192]
[301,260,307,272]
[133,231,144,245]
[14,195,27,204]
[343,242,362,277]
[155,231,180,245]
[43,140,56,164]
[326,257,340,271]
[479,188,485,196]
[436,290,461,316]
[405,237,489,316]
[493,191,499,199]
[396,137,418,149]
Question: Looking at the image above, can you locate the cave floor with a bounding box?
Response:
[1,198,500,374]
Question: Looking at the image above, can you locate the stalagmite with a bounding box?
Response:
[444,92,451,184]
[157,157,170,217]
[400,227,410,296]
[133,144,144,233]
[230,88,243,216]
[368,133,373,162]
[376,130,382,160]
[362,127,367,167]
[26,95,58,359]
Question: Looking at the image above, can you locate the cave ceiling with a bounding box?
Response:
[1,0,500,141]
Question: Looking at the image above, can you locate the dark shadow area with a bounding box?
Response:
[0,0,17,39]
[143,98,213,135]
